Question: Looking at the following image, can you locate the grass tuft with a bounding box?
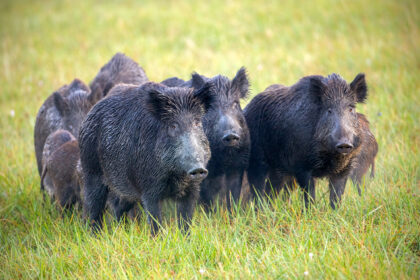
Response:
[0,0,419,278]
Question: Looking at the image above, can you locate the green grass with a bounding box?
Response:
[0,0,419,278]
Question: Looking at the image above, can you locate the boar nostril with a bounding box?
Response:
[335,142,354,154]
[188,168,208,180]
[222,133,240,145]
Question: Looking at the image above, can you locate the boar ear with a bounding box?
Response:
[350,73,368,103]
[146,88,171,118]
[68,79,89,93]
[309,76,326,99]
[53,92,69,116]
[191,72,206,89]
[193,82,214,112]
[232,67,250,99]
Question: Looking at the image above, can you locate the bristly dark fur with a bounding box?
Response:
[146,83,213,121]
[350,113,378,195]
[79,82,212,234]
[245,73,369,209]
[161,68,251,211]
[89,52,148,101]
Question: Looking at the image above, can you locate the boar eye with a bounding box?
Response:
[232,101,240,109]
[327,109,332,114]
[193,120,200,127]
[349,105,355,113]
[168,123,179,135]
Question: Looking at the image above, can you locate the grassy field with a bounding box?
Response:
[0,0,419,278]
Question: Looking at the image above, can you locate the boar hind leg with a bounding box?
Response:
[351,167,366,196]
[225,171,244,212]
[296,172,315,208]
[370,161,375,178]
[200,175,224,212]
[282,176,297,201]
[329,176,348,210]
[116,200,135,222]
[83,173,109,230]
[110,196,135,222]
[141,195,162,236]
[247,162,268,202]
[265,169,290,199]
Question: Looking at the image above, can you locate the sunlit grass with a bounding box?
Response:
[0,0,419,278]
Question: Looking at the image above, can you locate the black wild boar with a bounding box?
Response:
[41,130,81,209]
[245,73,368,209]
[350,113,378,195]
[162,68,251,211]
[89,53,148,100]
[79,82,212,234]
[34,79,97,186]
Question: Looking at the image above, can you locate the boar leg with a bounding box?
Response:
[296,172,315,208]
[370,161,375,178]
[247,162,268,201]
[351,166,365,196]
[266,169,291,199]
[113,198,135,222]
[225,171,244,212]
[83,173,109,230]
[177,188,199,232]
[142,195,162,236]
[329,176,348,210]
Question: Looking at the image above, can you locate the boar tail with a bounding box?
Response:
[40,166,47,191]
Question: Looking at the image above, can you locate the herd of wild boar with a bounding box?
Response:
[34,53,378,234]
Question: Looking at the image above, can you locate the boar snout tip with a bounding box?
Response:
[188,167,208,181]
[335,142,354,154]
[222,133,240,146]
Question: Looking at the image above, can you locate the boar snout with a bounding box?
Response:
[222,132,240,146]
[335,141,354,154]
[188,167,208,181]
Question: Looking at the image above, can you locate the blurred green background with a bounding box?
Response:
[0,0,418,279]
